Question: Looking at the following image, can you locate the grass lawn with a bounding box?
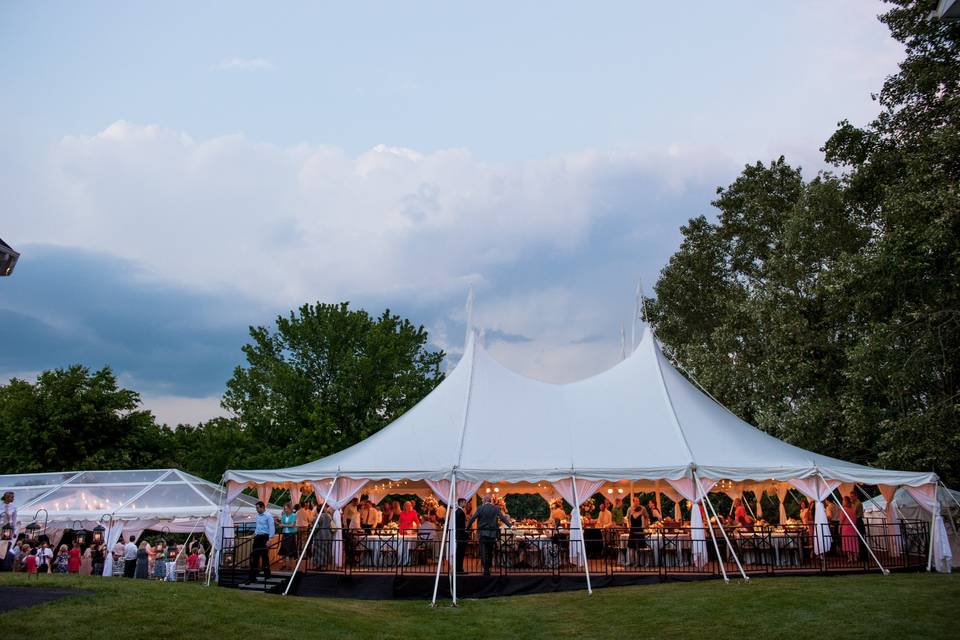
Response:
[0,572,956,639]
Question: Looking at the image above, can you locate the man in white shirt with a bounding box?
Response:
[123,535,138,578]
[342,498,359,529]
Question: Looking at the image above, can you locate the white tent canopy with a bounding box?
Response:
[863,486,960,568]
[225,328,936,487]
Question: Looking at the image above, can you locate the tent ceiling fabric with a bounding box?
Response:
[223,327,937,488]
[0,468,262,523]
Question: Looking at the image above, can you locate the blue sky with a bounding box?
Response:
[0,1,903,424]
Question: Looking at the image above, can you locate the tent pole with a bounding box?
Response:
[927,487,936,572]
[571,473,592,595]
[824,479,888,575]
[430,473,456,608]
[206,480,227,587]
[451,471,458,606]
[695,471,749,581]
[693,474,729,584]
[283,473,339,596]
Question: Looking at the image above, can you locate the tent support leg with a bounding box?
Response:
[206,482,226,587]
[571,474,592,595]
[284,474,339,596]
[825,481,888,575]
[695,471,749,582]
[431,473,456,608]
[451,472,458,606]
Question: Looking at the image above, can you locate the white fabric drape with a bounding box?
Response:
[101,520,126,577]
[878,485,901,557]
[551,478,604,566]
[257,485,272,506]
[311,478,368,566]
[904,484,952,573]
[290,486,301,506]
[789,477,839,556]
[667,477,716,568]
[776,484,789,525]
[426,480,481,504]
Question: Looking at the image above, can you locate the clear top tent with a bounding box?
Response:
[0,468,266,560]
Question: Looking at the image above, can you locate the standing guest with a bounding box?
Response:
[849,489,866,560]
[596,502,613,528]
[435,501,446,522]
[312,506,333,568]
[466,495,512,576]
[147,539,157,575]
[10,538,23,572]
[197,546,207,574]
[358,500,373,531]
[54,544,70,573]
[80,542,93,575]
[379,502,394,528]
[610,498,625,526]
[1,492,16,538]
[165,542,178,582]
[390,501,402,523]
[826,498,842,555]
[186,548,200,580]
[278,502,298,571]
[398,501,421,534]
[38,540,54,574]
[112,539,124,567]
[295,502,309,530]
[647,500,662,524]
[550,500,567,528]
[342,498,359,529]
[153,542,167,580]
[841,496,859,562]
[626,499,650,566]
[67,542,82,574]
[455,498,468,573]
[361,500,379,530]
[420,512,437,539]
[91,543,104,577]
[123,535,138,578]
[733,498,751,527]
[246,501,275,585]
[23,546,37,578]
[135,542,149,579]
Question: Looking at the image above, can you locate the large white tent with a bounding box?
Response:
[222,323,953,596]
[0,468,265,576]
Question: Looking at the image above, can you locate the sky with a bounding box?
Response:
[0,1,904,426]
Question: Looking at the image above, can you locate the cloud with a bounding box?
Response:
[2,121,752,423]
[211,57,274,72]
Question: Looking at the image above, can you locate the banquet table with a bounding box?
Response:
[617,531,692,567]
[355,533,418,567]
[731,531,805,567]
[498,529,555,568]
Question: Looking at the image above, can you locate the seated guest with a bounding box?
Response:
[733,498,752,527]
[420,512,438,540]
[398,501,421,534]
[197,547,207,572]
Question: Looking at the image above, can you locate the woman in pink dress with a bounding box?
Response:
[397,501,421,534]
[840,496,859,561]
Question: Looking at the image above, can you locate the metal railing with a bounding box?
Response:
[218,520,930,584]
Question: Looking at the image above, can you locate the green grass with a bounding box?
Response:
[0,572,956,639]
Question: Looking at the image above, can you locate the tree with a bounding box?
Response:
[649,0,960,485]
[0,365,174,473]
[222,302,445,467]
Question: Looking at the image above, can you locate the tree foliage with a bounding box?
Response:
[222,302,445,468]
[649,0,960,485]
[0,366,174,473]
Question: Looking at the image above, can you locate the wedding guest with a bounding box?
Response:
[123,535,138,578]
[186,548,200,579]
[626,499,649,566]
[91,543,105,576]
[420,512,438,540]
[279,502,298,570]
[247,501,274,584]
[611,498,625,526]
[647,500,662,524]
[596,502,613,528]
[312,506,334,568]
[295,502,309,529]
[466,496,512,576]
[197,547,207,573]
[455,498,468,573]
[153,542,167,580]
[135,542,150,579]
[147,539,157,575]
[38,540,54,574]
[165,542,178,582]
[342,498,359,529]
[68,542,82,574]
[398,501,421,534]
[550,500,567,527]
[54,544,70,573]
[359,500,377,530]
[841,496,859,562]
[23,546,38,577]
[826,498,842,554]
[379,502,394,528]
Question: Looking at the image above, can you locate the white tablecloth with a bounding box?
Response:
[355,534,418,567]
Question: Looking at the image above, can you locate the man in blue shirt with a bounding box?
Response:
[247,501,276,584]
